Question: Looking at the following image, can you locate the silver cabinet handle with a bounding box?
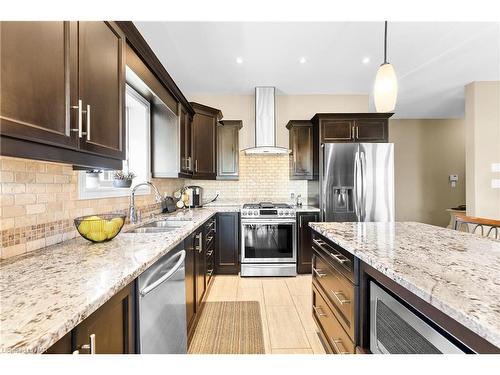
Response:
[329,252,349,265]
[140,250,186,297]
[86,104,91,141]
[70,99,83,137]
[195,233,202,253]
[312,267,326,278]
[72,350,80,354]
[195,159,198,172]
[312,304,327,317]
[206,249,214,257]
[81,333,96,354]
[331,338,349,354]
[332,290,350,305]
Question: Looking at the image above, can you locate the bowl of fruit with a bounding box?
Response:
[74,214,126,243]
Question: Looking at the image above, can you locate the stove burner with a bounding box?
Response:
[242,202,293,209]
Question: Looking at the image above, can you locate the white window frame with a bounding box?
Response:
[78,85,151,200]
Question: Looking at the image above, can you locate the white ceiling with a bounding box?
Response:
[134,22,500,119]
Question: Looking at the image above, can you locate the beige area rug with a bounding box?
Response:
[188,301,265,354]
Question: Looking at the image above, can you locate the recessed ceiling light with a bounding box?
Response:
[362,57,371,64]
[299,57,307,64]
[236,57,243,64]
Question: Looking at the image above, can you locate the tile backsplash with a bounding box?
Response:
[0,156,184,259]
[0,152,307,260]
[185,152,307,203]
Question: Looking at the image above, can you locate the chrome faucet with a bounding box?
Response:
[129,182,164,224]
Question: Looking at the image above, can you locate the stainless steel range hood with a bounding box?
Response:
[244,87,289,155]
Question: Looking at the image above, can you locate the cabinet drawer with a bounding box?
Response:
[312,237,354,282]
[312,284,355,354]
[313,250,355,339]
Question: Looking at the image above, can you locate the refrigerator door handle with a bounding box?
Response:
[353,151,360,221]
[360,151,366,222]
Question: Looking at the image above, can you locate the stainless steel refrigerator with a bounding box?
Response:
[322,143,394,222]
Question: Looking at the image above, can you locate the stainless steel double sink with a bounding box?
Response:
[128,219,192,234]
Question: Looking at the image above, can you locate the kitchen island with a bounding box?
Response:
[309,221,500,353]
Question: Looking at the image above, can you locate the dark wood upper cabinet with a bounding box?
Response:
[217,120,242,180]
[0,21,77,149]
[297,211,320,274]
[354,119,388,142]
[73,282,135,354]
[311,113,393,144]
[190,102,222,180]
[179,105,193,176]
[0,21,126,169]
[215,212,240,275]
[322,120,355,142]
[77,22,125,160]
[287,120,313,180]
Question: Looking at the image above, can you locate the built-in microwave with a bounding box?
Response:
[369,281,466,354]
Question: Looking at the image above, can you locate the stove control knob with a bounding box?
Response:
[254,210,259,215]
[279,211,283,216]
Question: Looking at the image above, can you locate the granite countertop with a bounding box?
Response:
[309,221,500,349]
[0,207,237,354]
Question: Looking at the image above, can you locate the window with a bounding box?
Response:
[78,85,151,199]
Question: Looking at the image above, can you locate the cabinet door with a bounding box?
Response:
[179,106,193,174]
[193,113,216,178]
[354,119,388,142]
[215,213,240,274]
[0,21,77,149]
[185,234,196,332]
[194,231,206,311]
[73,282,135,354]
[321,120,354,142]
[297,212,320,274]
[217,123,240,179]
[78,21,125,159]
[290,125,313,179]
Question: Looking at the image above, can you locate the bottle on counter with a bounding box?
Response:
[296,194,303,207]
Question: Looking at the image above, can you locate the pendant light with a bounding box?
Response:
[374,21,398,112]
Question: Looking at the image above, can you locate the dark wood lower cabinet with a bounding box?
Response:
[297,211,320,274]
[45,282,136,354]
[215,212,240,275]
[185,231,197,335]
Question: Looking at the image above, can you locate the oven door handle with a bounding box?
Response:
[241,220,296,225]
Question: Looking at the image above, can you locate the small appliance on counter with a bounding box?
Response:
[183,186,203,208]
[162,196,177,213]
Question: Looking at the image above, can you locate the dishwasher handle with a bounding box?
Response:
[140,250,186,297]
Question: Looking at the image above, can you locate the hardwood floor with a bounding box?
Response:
[204,275,326,354]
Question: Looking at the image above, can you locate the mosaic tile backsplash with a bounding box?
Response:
[0,153,308,260]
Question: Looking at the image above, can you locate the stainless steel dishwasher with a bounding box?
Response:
[137,243,187,353]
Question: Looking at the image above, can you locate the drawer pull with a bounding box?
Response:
[206,249,214,257]
[312,267,326,278]
[81,333,96,354]
[332,291,351,305]
[312,304,327,317]
[329,251,349,265]
[331,338,349,354]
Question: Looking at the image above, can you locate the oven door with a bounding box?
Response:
[241,219,296,263]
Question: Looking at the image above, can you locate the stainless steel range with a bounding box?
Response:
[240,202,297,277]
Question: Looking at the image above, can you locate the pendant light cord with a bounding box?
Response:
[384,21,388,64]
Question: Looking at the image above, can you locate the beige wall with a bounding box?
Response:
[389,119,466,227]
[189,93,369,150]
[465,81,500,220]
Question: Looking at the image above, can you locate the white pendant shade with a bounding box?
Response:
[374,63,398,112]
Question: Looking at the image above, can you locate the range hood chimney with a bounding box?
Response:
[244,87,289,155]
